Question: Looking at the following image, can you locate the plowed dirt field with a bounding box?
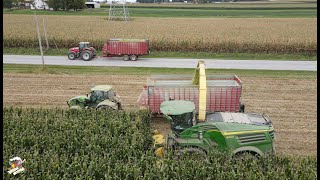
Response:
[3,73,317,156]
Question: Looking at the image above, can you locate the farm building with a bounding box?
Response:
[30,0,50,10]
[106,0,137,4]
[85,2,101,8]
[15,0,49,9]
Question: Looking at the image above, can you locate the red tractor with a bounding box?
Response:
[68,42,97,61]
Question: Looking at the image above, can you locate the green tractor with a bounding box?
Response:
[67,85,122,110]
[154,100,275,158]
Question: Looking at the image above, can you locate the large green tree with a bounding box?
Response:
[47,0,85,11]
[47,0,63,11]
[67,0,86,11]
[3,0,13,9]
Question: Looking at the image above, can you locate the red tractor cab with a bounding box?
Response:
[68,42,97,61]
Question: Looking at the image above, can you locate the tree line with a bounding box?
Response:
[3,0,86,11]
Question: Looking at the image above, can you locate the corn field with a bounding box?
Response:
[3,107,317,179]
[3,15,317,54]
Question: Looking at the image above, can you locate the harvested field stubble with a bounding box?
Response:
[3,73,317,156]
[3,15,316,54]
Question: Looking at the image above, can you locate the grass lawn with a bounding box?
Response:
[3,64,316,79]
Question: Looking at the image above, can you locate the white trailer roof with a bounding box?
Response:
[207,112,269,125]
[147,75,241,87]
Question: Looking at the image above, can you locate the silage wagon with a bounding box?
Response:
[102,38,150,61]
[137,74,244,114]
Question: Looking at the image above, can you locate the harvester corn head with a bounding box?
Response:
[152,61,276,158]
[152,130,166,158]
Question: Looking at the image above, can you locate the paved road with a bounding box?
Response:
[3,55,317,71]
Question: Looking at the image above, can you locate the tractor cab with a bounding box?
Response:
[160,100,197,134]
[79,42,90,51]
[87,85,117,105]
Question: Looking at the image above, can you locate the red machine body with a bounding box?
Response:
[68,42,97,61]
[102,39,150,61]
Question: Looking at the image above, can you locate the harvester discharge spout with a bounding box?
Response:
[192,60,207,122]
[152,60,206,158]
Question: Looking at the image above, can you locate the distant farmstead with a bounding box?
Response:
[30,0,50,10]
[106,0,137,4]
[85,2,101,8]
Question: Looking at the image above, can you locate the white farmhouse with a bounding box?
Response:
[30,0,50,10]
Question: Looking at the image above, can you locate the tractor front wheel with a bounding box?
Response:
[82,51,93,61]
[123,55,130,61]
[130,55,137,61]
[68,52,76,60]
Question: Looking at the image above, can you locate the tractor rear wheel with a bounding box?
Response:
[123,55,130,61]
[68,52,76,60]
[82,51,93,61]
[130,55,137,61]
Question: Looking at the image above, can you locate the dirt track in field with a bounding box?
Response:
[3,73,317,156]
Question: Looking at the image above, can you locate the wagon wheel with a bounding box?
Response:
[68,52,76,60]
[123,55,130,61]
[130,55,137,61]
[81,51,93,61]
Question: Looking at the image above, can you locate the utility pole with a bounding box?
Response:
[34,13,45,70]
[43,16,49,49]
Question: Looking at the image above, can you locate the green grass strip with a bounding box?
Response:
[4,64,316,79]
